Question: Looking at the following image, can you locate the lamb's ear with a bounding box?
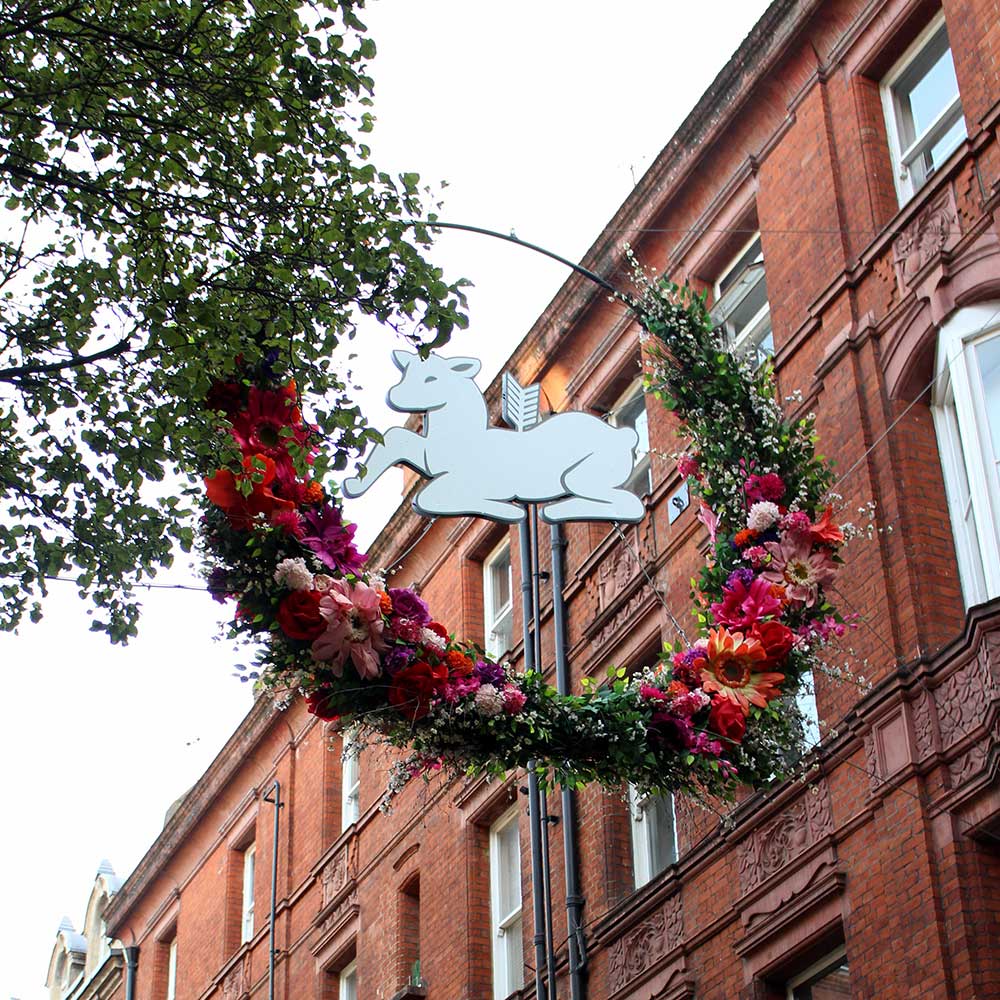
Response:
[392,350,417,372]
[446,356,481,379]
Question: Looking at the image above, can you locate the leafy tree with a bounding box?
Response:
[0,0,466,639]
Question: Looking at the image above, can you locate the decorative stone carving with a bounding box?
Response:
[892,188,960,288]
[911,689,937,761]
[737,781,833,894]
[864,732,881,793]
[597,543,638,612]
[319,887,359,936]
[935,648,997,749]
[607,894,683,994]
[591,589,650,650]
[320,838,358,907]
[222,952,251,1000]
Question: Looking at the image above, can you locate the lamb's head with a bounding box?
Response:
[386,350,482,413]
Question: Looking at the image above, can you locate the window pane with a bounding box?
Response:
[976,335,1000,464]
[505,914,524,991]
[496,820,521,919]
[791,955,851,999]
[647,795,677,875]
[725,272,769,338]
[718,236,762,295]
[900,34,958,143]
[489,548,512,615]
[241,846,255,942]
[339,962,357,1000]
[166,939,177,1000]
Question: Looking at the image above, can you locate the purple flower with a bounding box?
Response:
[388,588,430,625]
[207,567,231,604]
[726,568,756,591]
[300,504,367,574]
[649,711,694,751]
[474,659,505,686]
[384,646,417,676]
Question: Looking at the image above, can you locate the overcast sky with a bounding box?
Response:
[0,3,771,997]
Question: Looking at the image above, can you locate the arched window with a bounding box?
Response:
[932,302,1000,606]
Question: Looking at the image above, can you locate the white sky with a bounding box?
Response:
[0,3,770,997]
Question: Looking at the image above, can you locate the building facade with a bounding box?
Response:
[79,1,1000,998]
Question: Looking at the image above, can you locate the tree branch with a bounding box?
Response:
[0,335,133,380]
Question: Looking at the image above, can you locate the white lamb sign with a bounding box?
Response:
[342,350,645,524]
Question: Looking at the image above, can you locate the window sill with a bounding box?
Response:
[389,985,427,1000]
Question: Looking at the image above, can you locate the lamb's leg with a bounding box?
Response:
[413,475,525,522]
[342,427,428,498]
[542,454,645,523]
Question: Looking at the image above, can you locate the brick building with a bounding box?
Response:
[56,0,1000,998]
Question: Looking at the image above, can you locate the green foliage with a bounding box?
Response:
[0,0,467,637]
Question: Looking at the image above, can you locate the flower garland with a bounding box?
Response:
[200,263,850,801]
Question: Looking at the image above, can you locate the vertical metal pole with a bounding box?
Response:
[519,517,547,1000]
[538,786,558,1000]
[552,523,587,1000]
[263,780,282,1000]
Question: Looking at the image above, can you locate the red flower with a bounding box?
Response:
[749,619,795,668]
[810,506,845,546]
[205,454,296,530]
[277,590,326,641]
[426,621,449,641]
[305,689,340,721]
[389,659,449,720]
[230,384,308,458]
[708,697,747,743]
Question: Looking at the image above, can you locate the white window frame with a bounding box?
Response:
[710,232,773,366]
[489,807,524,1000]
[932,303,1000,606]
[240,844,255,944]
[881,12,965,204]
[608,377,652,497]
[786,944,849,999]
[165,938,178,1000]
[338,959,357,1000]
[628,786,678,888]
[483,539,514,659]
[341,731,361,830]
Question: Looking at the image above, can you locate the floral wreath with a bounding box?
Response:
[201,256,851,801]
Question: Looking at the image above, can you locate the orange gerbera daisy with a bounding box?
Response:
[697,627,784,714]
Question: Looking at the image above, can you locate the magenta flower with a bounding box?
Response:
[311,579,386,680]
[711,574,782,629]
[301,504,367,575]
[761,536,837,606]
[744,472,785,503]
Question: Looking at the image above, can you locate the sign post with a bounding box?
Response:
[343,351,646,1000]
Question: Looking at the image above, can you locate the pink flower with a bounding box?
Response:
[677,454,701,480]
[711,574,783,629]
[744,472,785,503]
[443,674,481,703]
[743,545,769,567]
[780,510,812,535]
[761,536,837,606]
[697,503,719,546]
[502,686,527,714]
[311,579,387,680]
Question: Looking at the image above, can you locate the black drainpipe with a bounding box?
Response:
[552,522,587,1000]
[124,946,139,1000]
